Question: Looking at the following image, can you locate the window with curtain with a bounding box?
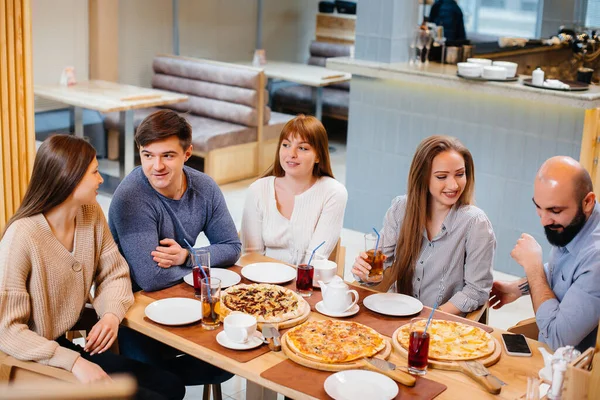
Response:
[457,0,540,38]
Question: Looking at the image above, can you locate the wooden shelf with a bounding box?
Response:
[316,13,356,45]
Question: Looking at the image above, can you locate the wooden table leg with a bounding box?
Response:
[118,109,135,179]
[246,380,278,400]
[313,86,324,120]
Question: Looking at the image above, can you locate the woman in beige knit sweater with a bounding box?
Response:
[0,135,184,400]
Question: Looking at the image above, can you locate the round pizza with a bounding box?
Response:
[396,319,495,361]
[221,283,307,323]
[285,320,386,364]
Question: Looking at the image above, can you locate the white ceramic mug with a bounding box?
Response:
[312,259,338,287]
[223,312,256,344]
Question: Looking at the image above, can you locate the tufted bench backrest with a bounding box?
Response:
[151,55,270,127]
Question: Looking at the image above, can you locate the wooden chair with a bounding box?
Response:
[0,371,135,400]
[507,317,539,340]
[465,301,490,325]
[328,237,346,278]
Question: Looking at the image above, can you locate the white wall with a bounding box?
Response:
[118,0,173,87]
[119,0,320,87]
[32,0,88,110]
[31,0,321,91]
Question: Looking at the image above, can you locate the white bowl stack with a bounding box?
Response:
[482,66,507,80]
[457,58,518,80]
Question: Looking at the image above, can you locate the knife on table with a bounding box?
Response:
[261,324,281,352]
[459,360,503,394]
[363,357,416,387]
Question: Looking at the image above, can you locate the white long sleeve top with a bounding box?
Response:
[241,176,348,265]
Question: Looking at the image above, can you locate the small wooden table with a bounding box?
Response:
[34,80,188,179]
[122,253,547,399]
[241,61,351,120]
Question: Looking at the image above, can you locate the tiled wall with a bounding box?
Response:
[345,76,586,275]
[355,0,418,63]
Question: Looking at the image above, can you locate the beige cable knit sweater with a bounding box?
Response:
[0,204,134,371]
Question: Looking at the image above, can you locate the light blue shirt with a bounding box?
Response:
[536,203,600,351]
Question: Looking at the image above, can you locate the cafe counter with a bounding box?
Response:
[327,56,600,276]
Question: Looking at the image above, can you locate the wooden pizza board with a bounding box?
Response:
[392,326,502,394]
[281,331,416,387]
[220,287,311,330]
[265,299,311,330]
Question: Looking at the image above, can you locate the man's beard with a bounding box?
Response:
[544,207,587,247]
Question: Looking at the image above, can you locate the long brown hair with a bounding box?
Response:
[2,134,96,237]
[387,135,475,294]
[262,114,334,179]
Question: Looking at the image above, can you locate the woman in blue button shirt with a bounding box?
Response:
[352,135,495,315]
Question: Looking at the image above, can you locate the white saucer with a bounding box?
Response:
[216,331,265,350]
[324,370,398,400]
[315,301,359,317]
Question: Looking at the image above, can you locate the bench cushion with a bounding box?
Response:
[309,41,353,58]
[272,86,349,119]
[103,109,256,153]
[264,111,295,141]
[153,56,261,90]
[152,74,269,108]
[166,94,270,128]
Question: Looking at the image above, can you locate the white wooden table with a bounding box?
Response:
[241,61,351,120]
[34,80,188,179]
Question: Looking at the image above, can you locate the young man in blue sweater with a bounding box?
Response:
[109,109,240,386]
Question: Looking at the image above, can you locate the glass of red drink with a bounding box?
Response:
[408,318,430,375]
[192,265,210,297]
[192,249,210,298]
[296,264,314,297]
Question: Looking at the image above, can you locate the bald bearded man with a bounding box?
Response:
[490,156,600,351]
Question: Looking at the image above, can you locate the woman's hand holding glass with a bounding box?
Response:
[351,252,387,282]
[84,313,120,356]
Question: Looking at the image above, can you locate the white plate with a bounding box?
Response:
[324,370,398,400]
[184,268,241,288]
[363,293,423,316]
[216,331,265,350]
[144,298,202,326]
[315,301,359,318]
[241,262,296,284]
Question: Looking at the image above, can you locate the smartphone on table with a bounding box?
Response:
[501,333,532,357]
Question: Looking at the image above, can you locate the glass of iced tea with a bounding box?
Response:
[364,233,384,283]
[296,263,314,297]
[201,277,221,330]
[192,249,210,298]
[408,318,430,375]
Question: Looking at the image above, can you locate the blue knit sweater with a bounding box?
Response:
[109,166,241,292]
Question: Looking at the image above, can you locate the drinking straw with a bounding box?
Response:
[183,239,207,280]
[184,239,213,303]
[424,300,439,334]
[372,227,380,252]
[307,241,326,266]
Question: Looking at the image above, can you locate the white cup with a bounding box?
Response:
[223,312,256,344]
[312,259,338,287]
